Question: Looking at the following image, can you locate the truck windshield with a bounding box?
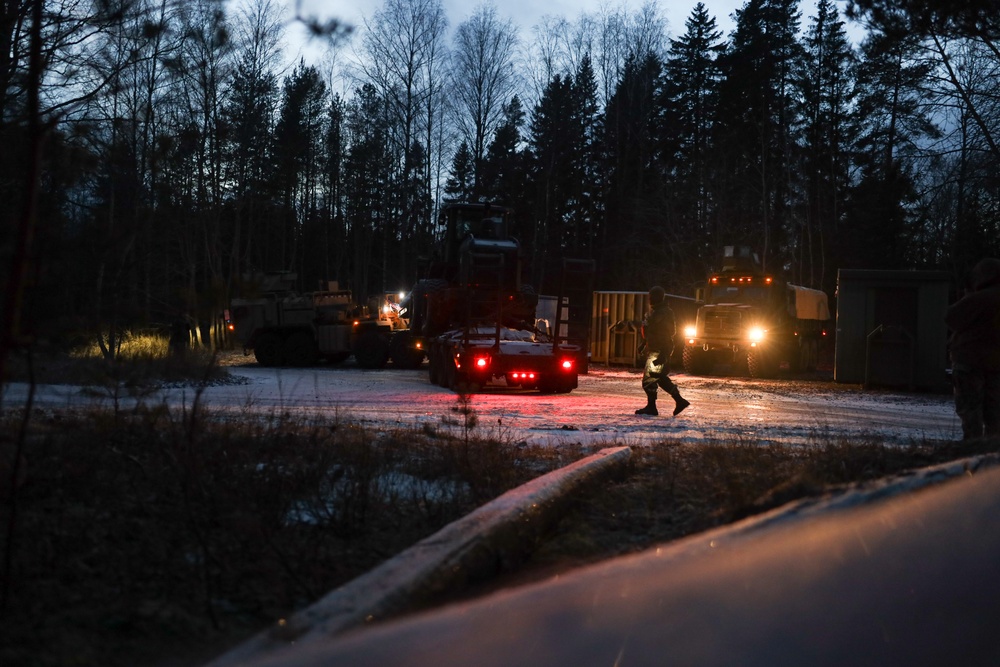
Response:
[707,285,773,305]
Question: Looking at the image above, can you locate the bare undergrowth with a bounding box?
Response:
[0,400,566,667]
[2,350,997,666]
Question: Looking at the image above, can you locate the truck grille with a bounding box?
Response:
[703,310,743,337]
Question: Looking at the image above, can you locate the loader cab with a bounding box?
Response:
[442,202,512,257]
[436,202,520,290]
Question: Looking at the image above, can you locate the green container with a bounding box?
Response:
[834,270,951,391]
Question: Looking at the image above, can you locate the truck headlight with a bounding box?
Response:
[683,325,697,338]
[748,327,766,342]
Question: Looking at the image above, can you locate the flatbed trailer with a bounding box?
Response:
[426,327,583,393]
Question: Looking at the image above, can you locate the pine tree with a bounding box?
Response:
[794,0,856,289]
[343,84,391,299]
[602,51,663,288]
[844,29,938,270]
[480,96,532,246]
[445,141,475,201]
[661,2,725,276]
[273,62,327,285]
[713,0,804,272]
[526,57,601,291]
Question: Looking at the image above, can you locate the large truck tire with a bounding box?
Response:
[284,331,319,367]
[354,330,390,369]
[804,338,819,371]
[254,332,283,366]
[790,339,820,373]
[747,348,778,378]
[410,279,450,337]
[682,346,711,375]
[450,370,480,394]
[389,331,425,369]
[539,375,575,394]
[427,342,441,385]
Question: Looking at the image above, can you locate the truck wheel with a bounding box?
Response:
[428,343,441,385]
[747,348,778,378]
[410,279,450,336]
[682,347,711,375]
[539,377,574,394]
[254,332,283,366]
[326,352,350,364]
[804,339,819,371]
[284,331,319,367]
[451,371,480,394]
[389,332,425,369]
[354,331,390,369]
[788,340,817,373]
[441,349,456,388]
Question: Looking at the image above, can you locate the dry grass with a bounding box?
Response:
[5,331,229,388]
[2,348,997,666]
[0,402,562,667]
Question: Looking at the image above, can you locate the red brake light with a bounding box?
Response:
[560,359,574,371]
[475,356,489,369]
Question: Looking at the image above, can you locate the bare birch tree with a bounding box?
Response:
[451,2,519,193]
[360,0,447,286]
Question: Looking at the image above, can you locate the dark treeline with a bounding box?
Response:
[2,0,999,351]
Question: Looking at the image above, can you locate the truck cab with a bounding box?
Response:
[681,246,829,378]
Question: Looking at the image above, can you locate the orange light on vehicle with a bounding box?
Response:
[710,276,719,284]
[227,323,234,331]
[764,277,773,284]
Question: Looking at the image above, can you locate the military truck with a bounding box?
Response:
[226,274,425,369]
[412,202,594,393]
[679,246,830,378]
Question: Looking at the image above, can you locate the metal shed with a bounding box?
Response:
[590,291,701,367]
[834,270,951,391]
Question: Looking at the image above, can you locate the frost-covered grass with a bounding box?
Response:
[1,371,995,667]
[0,396,570,667]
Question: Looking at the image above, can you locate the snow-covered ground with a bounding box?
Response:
[1,359,963,447]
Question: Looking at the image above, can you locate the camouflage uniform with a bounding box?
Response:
[636,287,689,417]
[945,258,1000,440]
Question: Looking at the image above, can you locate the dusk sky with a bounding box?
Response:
[281,0,865,87]
[297,0,748,39]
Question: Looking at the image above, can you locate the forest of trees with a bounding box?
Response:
[1,0,999,351]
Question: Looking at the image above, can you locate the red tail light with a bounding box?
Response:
[560,358,574,371]
[474,355,490,370]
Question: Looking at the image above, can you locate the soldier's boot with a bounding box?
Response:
[668,388,690,416]
[635,391,658,416]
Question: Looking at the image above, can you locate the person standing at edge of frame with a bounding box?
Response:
[945,258,1000,441]
[635,286,690,417]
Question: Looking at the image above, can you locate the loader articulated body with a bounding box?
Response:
[413,202,594,394]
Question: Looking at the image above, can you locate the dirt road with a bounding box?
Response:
[3,358,962,446]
